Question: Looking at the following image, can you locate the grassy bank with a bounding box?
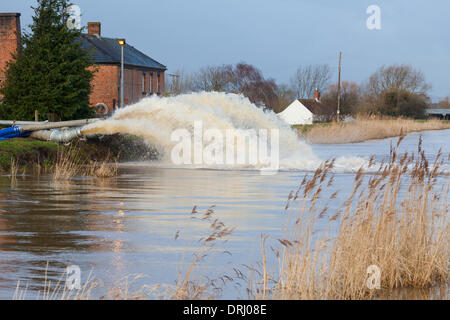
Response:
[296,117,450,144]
[0,134,154,174]
[0,139,59,173]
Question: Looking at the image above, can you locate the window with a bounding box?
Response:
[149,72,153,93]
[157,72,161,93]
[142,72,146,94]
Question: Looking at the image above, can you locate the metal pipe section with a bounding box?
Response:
[0,119,102,142]
[29,128,84,143]
[0,120,49,126]
[19,118,101,132]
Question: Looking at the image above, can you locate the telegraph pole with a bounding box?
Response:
[337,51,342,122]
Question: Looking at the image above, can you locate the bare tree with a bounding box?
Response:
[322,81,361,116]
[437,96,450,109]
[193,65,233,92]
[290,64,332,99]
[274,83,296,113]
[365,64,430,97]
[362,64,431,118]
[166,63,280,111]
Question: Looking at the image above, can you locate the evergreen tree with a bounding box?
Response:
[0,0,95,121]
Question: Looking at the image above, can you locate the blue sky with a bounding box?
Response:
[2,0,449,101]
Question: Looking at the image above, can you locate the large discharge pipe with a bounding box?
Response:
[29,128,85,143]
[0,118,102,142]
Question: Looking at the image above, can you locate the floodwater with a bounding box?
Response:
[0,129,448,299]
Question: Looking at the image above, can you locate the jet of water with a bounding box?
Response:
[82,92,365,172]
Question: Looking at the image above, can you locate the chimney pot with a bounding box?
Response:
[314,88,321,102]
[88,22,101,36]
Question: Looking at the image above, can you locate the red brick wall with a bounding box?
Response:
[123,68,141,106]
[89,65,166,113]
[123,68,165,106]
[89,65,119,113]
[0,13,21,93]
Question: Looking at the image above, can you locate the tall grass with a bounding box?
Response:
[300,116,450,144]
[88,152,119,178]
[170,205,237,300]
[10,157,19,178]
[53,146,83,180]
[13,263,98,300]
[53,146,119,180]
[250,137,448,299]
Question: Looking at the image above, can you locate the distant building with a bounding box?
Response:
[80,22,167,114]
[277,89,325,125]
[0,14,167,113]
[426,108,450,120]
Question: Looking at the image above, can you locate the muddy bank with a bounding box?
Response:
[0,134,157,172]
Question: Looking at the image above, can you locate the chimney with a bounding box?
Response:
[88,22,101,36]
[0,13,21,84]
[314,88,321,102]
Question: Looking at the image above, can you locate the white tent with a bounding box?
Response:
[277,100,313,125]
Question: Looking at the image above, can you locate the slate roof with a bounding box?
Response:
[79,34,166,70]
[298,99,324,114]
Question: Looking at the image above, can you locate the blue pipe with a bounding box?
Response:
[0,126,21,137]
[0,131,31,141]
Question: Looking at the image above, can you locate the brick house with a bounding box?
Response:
[0,13,167,114]
[80,22,167,114]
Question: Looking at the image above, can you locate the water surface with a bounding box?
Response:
[0,129,448,299]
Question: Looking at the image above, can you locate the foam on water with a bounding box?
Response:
[82,92,366,172]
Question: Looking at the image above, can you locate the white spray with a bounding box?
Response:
[82,92,365,172]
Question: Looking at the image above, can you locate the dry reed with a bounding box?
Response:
[301,116,450,144]
[53,146,84,180]
[89,152,119,178]
[13,263,98,300]
[53,146,119,180]
[10,157,19,177]
[170,205,237,300]
[250,137,448,299]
